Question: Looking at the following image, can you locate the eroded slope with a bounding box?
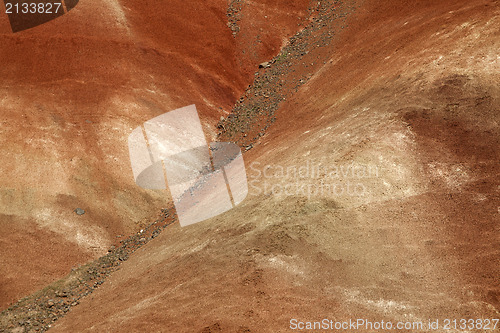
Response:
[48,0,499,332]
[0,0,309,309]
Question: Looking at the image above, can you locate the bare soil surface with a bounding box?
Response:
[1,0,499,332]
[1,209,176,332]
[0,0,308,311]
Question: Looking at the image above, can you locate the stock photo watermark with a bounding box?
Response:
[3,0,79,32]
[289,318,499,331]
[128,106,381,226]
[129,105,248,227]
[248,160,380,198]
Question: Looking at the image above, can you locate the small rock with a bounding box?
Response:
[74,208,85,215]
[259,61,271,68]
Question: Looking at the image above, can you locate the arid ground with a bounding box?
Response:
[0,0,498,332]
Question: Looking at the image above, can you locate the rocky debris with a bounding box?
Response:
[227,0,244,37]
[74,208,85,215]
[218,0,359,150]
[0,208,178,332]
[259,61,271,69]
